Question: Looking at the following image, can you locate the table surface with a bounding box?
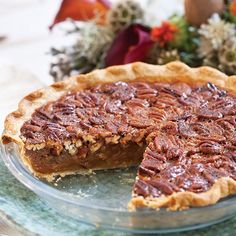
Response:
[2,1,236,235]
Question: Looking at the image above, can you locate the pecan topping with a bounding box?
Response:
[20,81,236,198]
[199,141,223,154]
[178,121,196,138]
[197,108,223,120]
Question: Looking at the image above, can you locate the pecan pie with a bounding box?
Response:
[2,62,236,210]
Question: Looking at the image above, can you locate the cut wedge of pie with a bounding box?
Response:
[2,62,236,210]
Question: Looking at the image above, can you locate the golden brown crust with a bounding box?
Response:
[128,177,236,211]
[2,61,236,210]
[3,61,235,145]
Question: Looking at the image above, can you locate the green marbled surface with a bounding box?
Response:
[1,156,236,236]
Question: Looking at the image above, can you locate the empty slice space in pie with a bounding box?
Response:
[2,62,236,210]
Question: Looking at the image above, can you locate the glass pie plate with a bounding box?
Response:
[1,142,236,234]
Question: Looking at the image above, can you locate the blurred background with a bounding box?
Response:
[0,0,183,84]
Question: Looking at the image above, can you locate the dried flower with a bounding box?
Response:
[157,49,180,65]
[218,38,236,75]
[151,21,178,47]
[198,14,236,50]
[107,0,144,33]
[50,22,114,81]
[202,52,219,69]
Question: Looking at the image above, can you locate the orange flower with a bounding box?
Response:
[50,0,111,29]
[151,21,178,47]
[230,0,236,16]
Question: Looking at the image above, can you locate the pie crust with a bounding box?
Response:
[2,61,236,210]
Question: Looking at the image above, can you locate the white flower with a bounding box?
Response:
[198,36,214,57]
[198,14,236,50]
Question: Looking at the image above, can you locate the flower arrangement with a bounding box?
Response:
[49,0,236,81]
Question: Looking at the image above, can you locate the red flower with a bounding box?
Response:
[105,24,154,67]
[151,21,178,47]
[230,1,236,16]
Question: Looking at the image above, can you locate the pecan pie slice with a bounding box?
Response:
[2,62,236,210]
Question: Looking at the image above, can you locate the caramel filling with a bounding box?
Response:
[25,143,145,174]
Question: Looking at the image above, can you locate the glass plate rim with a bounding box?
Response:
[2,141,236,215]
